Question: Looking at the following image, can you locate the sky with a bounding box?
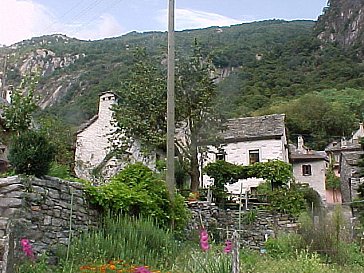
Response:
[0,0,328,46]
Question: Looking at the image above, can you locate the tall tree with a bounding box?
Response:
[175,42,220,191]
[113,43,220,192]
[3,75,38,133]
[113,48,167,151]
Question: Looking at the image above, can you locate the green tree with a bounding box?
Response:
[175,42,220,191]
[257,94,357,149]
[113,48,167,150]
[3,75,38,133]
[9,130,55,177]
[38,115,75,170]
[113,44,220,192]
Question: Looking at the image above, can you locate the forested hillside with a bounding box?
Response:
[1,0,364,149]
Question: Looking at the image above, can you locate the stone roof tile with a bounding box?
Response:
[221,114,285,141]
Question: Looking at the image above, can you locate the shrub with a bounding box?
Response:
[85,163,189,230]
[47,162,71,179]
[267,188,306,216]
[265,233,304,258]
[297,208,362,266]
[9,130,55,177]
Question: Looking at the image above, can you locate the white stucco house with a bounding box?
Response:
[290,136,328,203]
[200,114,289,194]
[74,91,154,182]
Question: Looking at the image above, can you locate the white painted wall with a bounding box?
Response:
[74,92,117,181]
[200,137,288,193]
[74,92,155,182]
[293,160,327,202]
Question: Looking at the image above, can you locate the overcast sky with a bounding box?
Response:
[0,0,328,46]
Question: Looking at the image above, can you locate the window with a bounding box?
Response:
[216,153,225,161]
[249,149,260,164]
[302,164,312,176]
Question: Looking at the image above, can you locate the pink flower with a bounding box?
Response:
[223,240,232,254]
[134,266,152,273]
[20,238,35,260]
[199,229,210,252]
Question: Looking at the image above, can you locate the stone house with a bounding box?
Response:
[325,123,364,203]
[200,114,289,194]
[290,136,329,203]
[74,91,154,182]
[339,151,364,203]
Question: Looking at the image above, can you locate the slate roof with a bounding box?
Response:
[76,115,98,134]
[341,151,364,166]
[221,114,285,142]
[290,151,328,162]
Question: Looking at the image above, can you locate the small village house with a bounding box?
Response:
[290,136,328,203]
[74,91,155,182]
[325,123,364,204]
[200,114,289,194]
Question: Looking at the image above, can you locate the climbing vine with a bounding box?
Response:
[204,159,293,191]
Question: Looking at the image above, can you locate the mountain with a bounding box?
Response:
[0,20,319,125]
[315,0,364,58]
[0,1,364,150]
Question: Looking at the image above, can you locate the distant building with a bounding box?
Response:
[339,151,364,203]
[290,136,329,203]
[200,114,289,194]
[74,92,154,182]
[325,122,364,203]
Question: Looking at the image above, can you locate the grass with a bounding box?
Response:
[15,213,364,273]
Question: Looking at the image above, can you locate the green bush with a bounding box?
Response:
[85,163,189,230]
[267,188,306,216]
[9,130,55,177]
[47,162,71,179]
[297,208,363,266]
[265,233,304,258]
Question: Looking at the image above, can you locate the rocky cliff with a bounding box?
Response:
[315,0,364,55]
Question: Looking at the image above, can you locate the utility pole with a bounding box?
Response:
[166,0,175,200]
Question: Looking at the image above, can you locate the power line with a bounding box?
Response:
[42,0,104,35]
[70,0,124,38]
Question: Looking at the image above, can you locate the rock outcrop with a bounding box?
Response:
[316,0,364,56]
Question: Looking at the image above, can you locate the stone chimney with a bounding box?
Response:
[341,137,347,148]
[297,135,304,152]
[98,91,116,120]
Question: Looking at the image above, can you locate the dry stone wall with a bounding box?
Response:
[187,201,298,250]
[0,175,100,273]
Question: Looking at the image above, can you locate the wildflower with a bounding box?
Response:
[199,229,209,252]
[223,240,232,253]
[134,266,152,273]
[20,238,35,260]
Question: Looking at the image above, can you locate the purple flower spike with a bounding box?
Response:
[20,238,35,260]
[199,229,210,252]
[224,240,232,253]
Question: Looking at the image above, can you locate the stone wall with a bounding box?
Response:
[0,175,100,272]
[187,201,298,250]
